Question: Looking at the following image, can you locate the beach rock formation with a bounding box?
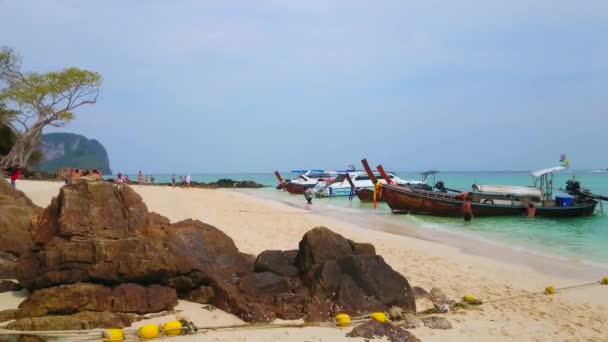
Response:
[346,320,421,342]
[296,227,415,321]
[10,179,417,329]
[0,178,39,278]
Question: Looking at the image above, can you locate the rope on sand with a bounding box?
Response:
[1,279,605,340]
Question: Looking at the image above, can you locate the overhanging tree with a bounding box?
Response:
[0,47,102,168]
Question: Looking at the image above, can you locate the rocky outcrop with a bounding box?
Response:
[38,132,111,175]
[7,311,134,331]
[0,280,22,293]
[254,250,299,277]
[16,283,177,318]
[10,179,417,330]
[296,227,414,321]
[0,178,39,278]
[346,320,421,342]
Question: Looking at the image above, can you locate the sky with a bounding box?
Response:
[1,0,607,173]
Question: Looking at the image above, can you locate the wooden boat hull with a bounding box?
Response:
[382,184,597,217]
[355,188,384,202]
[285,182,314,194]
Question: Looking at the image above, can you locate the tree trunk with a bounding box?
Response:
[0,123,44,169]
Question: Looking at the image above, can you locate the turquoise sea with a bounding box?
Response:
[115,171,608,267]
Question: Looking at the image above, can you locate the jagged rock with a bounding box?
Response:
[16,283,176,318]
[421,316,452,329]
[0,309,18,323]
[254,250,299,277]
[238,272,291,295]
[13,181,416,325]
[0,251,19,279]
[293,227,415,321]
[0,280,22,293]
[0,179,38,278]
[183,286,215,304]
[346,320,420,342]
[6,311,133,331]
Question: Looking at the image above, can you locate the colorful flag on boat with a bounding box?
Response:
[560,153,569,167]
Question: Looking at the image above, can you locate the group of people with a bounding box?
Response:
[137,171,155,184]
[64,168,102,184]
[113,172,193,189]
[171,174,192,188]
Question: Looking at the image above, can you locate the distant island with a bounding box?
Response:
[36,133,112,175]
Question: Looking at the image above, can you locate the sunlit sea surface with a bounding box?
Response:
[112,171,608,266]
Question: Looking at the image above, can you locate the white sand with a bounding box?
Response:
[5,180,608,341]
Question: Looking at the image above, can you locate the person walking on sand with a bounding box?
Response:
[10,166,21,188]
[145,175,149,184]
[171,174,176,187]
[185,174,191,189]
[138,171,143,185]
[304,188,314,205]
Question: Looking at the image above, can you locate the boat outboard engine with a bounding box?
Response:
[435,181,447,193]
[565,179,581,194]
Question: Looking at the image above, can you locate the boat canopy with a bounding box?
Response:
[472,184,543,198]
[291,169,324,173]
[530,166,566,178]
[420,170,439,176]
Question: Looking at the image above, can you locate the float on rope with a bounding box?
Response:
[138,324,160,339]
[103,328,124,342]
[334,313,351,327]
[545,286,555,295]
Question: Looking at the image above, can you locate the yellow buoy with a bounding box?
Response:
[162,321,183,336]
[103,329,124,342]
[602,277,608,285]
[463,294,477,304]
[335,313,351,327]
[545,286,555,294]
[370,312,387,323]
[138,324,160,339]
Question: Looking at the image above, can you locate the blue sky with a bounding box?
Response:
[1,0,607,173]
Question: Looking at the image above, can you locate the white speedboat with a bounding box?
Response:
[282,170,339,194]
[313,171,427,198]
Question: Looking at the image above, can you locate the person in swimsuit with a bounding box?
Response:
[185,174,191,189]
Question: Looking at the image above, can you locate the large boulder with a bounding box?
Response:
[254,250,299,277]
[11,180,417,328]
[16,283,177,318]
[7,311,134,331]
[295,227,415,321]
[0,178,39,278]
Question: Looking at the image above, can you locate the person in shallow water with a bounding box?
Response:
[304,188,314,205]
[459,193,473,221]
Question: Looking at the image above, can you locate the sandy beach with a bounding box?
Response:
[3,180,608,341]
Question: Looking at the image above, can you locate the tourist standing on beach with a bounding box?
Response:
[138,171,143,184]
[10,166,21,188]
[115,172,125,190]
[304,188,313,205]
[185,174,191,189]
[171,174,176,187]
[145,175,149,184]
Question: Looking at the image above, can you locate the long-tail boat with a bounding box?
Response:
[378,165,599,217]
[355,159,432,202]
